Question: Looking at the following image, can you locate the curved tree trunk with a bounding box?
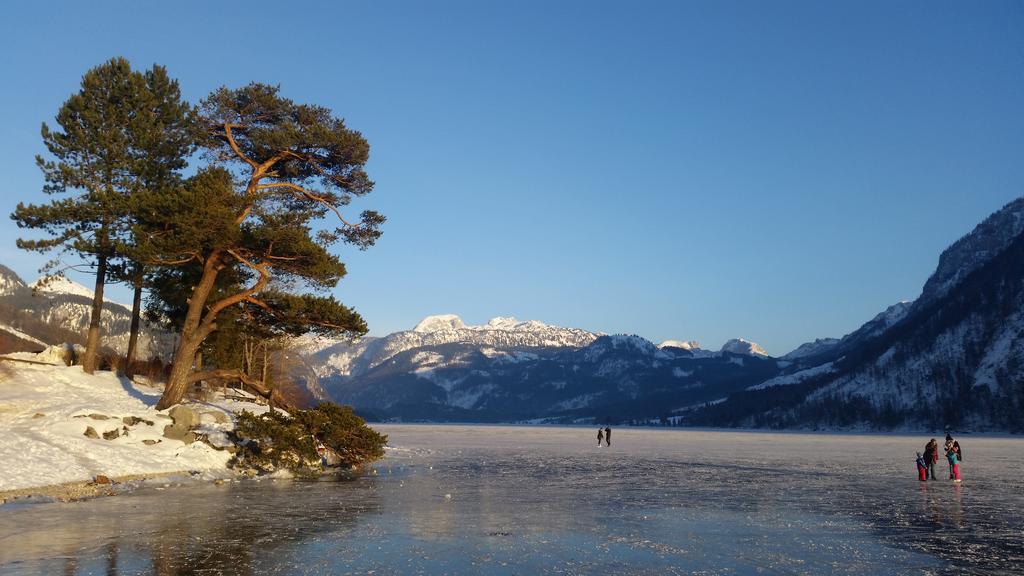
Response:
[124,274,143,378]
[155,252,223,409]
[81,254,108,374]
[158,333,202,410]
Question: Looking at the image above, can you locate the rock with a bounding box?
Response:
[202,410,229,424]
[36,343,81,366]
[88,414,110,421]
[103,429,120,440]
[32,413,45,419]
[142,439,161,445]
[94,475,112,485]
[163,405,202,444]
[163,424,198,444]
[83,426,99,439]
[168,405,199,428]
[123,416,154,426]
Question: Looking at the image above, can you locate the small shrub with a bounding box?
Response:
[295,403,388,468]
[230,402,387,477]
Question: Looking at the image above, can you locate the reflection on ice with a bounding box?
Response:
[1,425,1022,575]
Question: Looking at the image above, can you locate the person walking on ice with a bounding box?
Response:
[946,442,962,483]
[597,428,604,447]
[924,438,939,480]
[604,426,611,447]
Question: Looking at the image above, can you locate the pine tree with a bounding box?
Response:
[150,84,384,409]
[12,58,151,373]
[116,65,195,376]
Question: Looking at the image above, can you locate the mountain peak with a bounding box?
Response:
[919,196,1024,305]
[412,314,465,333]
[720,338,769,357]
[657,339,702,351]
[0,265,26,297]
[29,275,95,299]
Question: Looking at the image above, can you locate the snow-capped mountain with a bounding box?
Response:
[719,338,769,357]
[311,314,602,381]
[0,267,174,359]
[780,338,840,361]
[307,312,782,422]
[321,326,780,423]
[29,276,97,300]
[658,339,701,350]
[916,196,1024,307]
[0,265,27,297]
[692,196,1024,432]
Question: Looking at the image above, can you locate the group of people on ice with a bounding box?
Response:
[597,427,611,447]
[917,435,962,482]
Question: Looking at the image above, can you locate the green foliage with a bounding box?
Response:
[199,83,384,250]
[232,410,320,477]
[12,57,195,268]
[231,403,387,477]
[294,403,387,467]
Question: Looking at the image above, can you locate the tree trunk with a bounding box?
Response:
[81,254,108,374]
[157,332,202,410]
[155,253,222,410]
[123,274,143,378]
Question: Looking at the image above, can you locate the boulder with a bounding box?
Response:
[83,426,99,439]
[163,425,198,444]
[93,475,111,485]
[202,410,229,424]
[168,405,199,428]
[142,439,161,446]
[36,343,83,366]
[123,416,154,426]
[163,405,201,444]
[102,429,120,440]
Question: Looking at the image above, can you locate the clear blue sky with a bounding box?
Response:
[1,1,1022,355]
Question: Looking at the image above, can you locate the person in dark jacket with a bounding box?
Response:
[923,439,939,480]
[597,428,604,447]
[604,426,611,447]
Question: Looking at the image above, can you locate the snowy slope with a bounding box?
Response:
[0,351,272,492]
[693,197,1024,431]
[917,196,1024,306]
[313,315,602,379]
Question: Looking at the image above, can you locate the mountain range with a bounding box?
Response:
[1,197,1021,431]
[0,267,173,360]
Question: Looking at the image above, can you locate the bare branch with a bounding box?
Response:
[222,123,259,169]
[255,182,355,227]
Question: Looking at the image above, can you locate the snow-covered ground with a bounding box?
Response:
[0,351,271,493]
[1,425,1022,575]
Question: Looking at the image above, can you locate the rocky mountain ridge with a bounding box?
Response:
[0,268,174,359]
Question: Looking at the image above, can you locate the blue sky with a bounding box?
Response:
[1,1,1022,355]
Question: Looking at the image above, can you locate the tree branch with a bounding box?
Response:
[195,248,271,339]
[185,368,296,412]
[255,182,355,227]
[222,123,258,169]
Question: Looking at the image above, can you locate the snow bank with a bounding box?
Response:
[0,357,269,492]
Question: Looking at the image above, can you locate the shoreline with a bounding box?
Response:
[0,470,232,506]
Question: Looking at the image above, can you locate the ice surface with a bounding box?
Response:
[1,426,1022,575]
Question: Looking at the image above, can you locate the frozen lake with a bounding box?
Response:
[1,425,1022,575]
